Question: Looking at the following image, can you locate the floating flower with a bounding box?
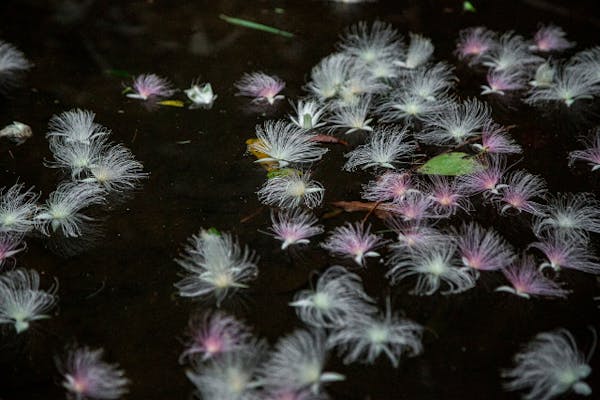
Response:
[235,71,285,104]
[126,73,175,101]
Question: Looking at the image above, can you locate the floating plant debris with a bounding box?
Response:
[219,14,295,38]
[417,152,481,176]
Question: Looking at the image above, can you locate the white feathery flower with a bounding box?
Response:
[0,40,31,90]
[46,109,110,145]
[386,242,477,295]
[343,125,416,171]
[249,121,328,168]
[260,329,345,394]
[569,131,600,172]
[529,231,600,274]
[289,99,327,129]
[377,91,451,122]
[395,33,434,69]
[420,98,491,145]
[81,143,148,192]
[0,268,58,333]
[482,32,543,71]
[338,20,403,65]
[174,228,259,306]
[305,53,353,101]
[402,62,457,101]
[0,183,39,234]
[327,96,373,134]
[257,170,324,209]
[186,340,267,400]
[502,329,593,400]
[532,192,600,239]
[525,65,600,107]
[570,46,600,82]
[337,65,389,105]
[290,265,377,329]
[327,299,423,367]
[46,137,109,179]
[35,182,106,237]
[530,61,556,88]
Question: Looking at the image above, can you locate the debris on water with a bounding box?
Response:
[0,121,32,145]
[219,14,294,38]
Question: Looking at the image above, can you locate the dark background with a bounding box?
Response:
[1,0,599,399]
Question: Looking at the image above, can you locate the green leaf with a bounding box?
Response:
[417,152,481,176]
[219,14,294,38]
[105,69,132,78]
[207,227,221,236]
[463,1,476,12]
[267,168,297,179]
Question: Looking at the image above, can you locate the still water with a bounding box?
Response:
[1,0,599,399]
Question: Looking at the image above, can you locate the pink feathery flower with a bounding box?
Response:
[179,311,253,363]
[381,192,439,222]
[386,219,445,251]
[495,255,570,299]
[321,222,386,266]
[425,176,471,217]
[59,346,130,400]
[473,123,522,155]
[457,156,509,196]
[569,131,600,172]
[530,25,574,52]
[453,222,515,272]
[268,209,324,250]
[0,232,25,268]
[235,72,285,105]
[481,69,526,96]
[497,170,547,215]
[361,171,418,203]
[455,27,497,63]
[529,232,600,274]
[126,73,175,100]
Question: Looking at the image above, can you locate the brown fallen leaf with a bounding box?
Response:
[310,134,349,146]
[331,200,395,219]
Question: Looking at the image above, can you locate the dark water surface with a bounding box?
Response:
[1,1,600,399]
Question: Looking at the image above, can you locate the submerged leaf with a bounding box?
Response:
[417,152,481,176]
[267,168,298,179]
[246,138,279,171]
[219,14,294,38]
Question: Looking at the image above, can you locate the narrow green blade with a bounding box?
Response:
[219,14,294,38]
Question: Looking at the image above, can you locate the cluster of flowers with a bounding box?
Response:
[177,267,423,399]
[1,109,145,398]
[124,73,217,109]
[457,25,600,106]
[224,20,598,400]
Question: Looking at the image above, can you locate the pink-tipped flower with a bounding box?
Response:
[361,172,419,203]
[495,255,569,299]
[321,222,386,266]
[529,232,600,274]
[268,209,324,250]
[386,219,446,253]
[382,192,439,222]
[455,27,497,63]
[0,232,26,268]
[425,176,471,217]
[126,73,175,100]
[480,68,526,95]
[235,71,285,105]
[452,222,515,273]
[473,123,522,155]
[569,131,600,172]
[59,346,130,400]
[530,24,574,52]
[179,311,253,363]
[457,155,509,196]
[497,170,547,215]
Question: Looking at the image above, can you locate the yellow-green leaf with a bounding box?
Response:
[417,152,481,176]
